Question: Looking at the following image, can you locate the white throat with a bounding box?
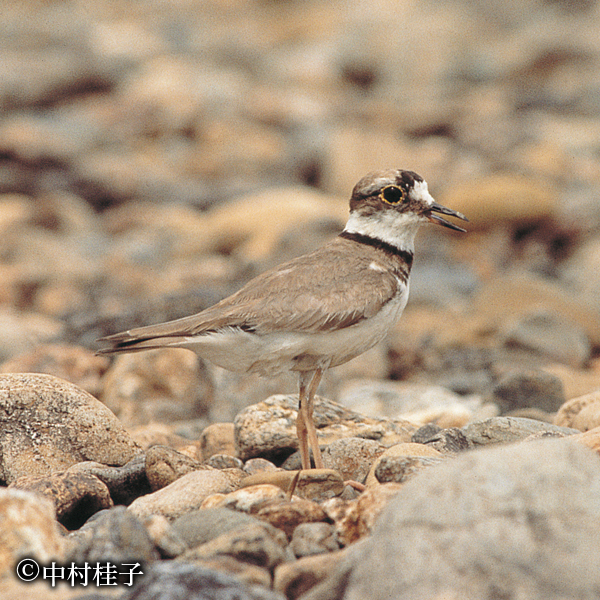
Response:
[343,209,422,253]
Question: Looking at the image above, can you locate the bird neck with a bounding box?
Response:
[342,210,420,255]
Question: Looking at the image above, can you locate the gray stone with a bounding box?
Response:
[290,522,339,558]
[206,454,245,470]
[373,455,444,484]
[122,561,285,600]
[68,505,159,565]
[171,507,260,549]
[411,424,470,453]
[462,416,578,446]
[490,369,566,414]
[331,439,600,600]
[180,522,288,570]
[502,310,591,368]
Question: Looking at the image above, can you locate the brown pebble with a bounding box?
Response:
[256,499,328,540]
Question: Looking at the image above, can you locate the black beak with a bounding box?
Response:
[427,202,469,232]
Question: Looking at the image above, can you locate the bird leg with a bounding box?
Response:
[297,369,324,469]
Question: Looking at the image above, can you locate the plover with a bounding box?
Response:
[98,169,468,470]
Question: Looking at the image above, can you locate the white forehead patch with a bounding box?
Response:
[409,180,435,207]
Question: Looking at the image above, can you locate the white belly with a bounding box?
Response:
[178,288,409,376]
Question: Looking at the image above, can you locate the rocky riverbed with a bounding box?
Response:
[2,0,600,599]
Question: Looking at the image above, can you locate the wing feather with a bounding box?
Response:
[98,237,402,352]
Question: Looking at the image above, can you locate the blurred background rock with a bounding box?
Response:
[1,0,600,428]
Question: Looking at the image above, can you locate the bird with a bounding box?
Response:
[97,169,468,470]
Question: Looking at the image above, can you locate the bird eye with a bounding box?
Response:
[381,185,406,204]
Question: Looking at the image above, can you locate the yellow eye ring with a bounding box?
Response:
[381,185,406,204]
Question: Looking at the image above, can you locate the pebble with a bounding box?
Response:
[171,508,261,549]
[240,469,345,501]
[554,391,600,431]
[199,422,236,461]
[66,455,150,505]
[373,455,445,485]
[234,394,416,463]
[570,426,600,454]
[461,416,578,447]
[321,483,403,547]
[186,556,272,589]
[411,424,471,454]
[474,274,600,347]
[438,173,559,229]
[337,379,480,428]
[500,310,591,368]
[365,443,445,487]
[206,454,245,470]
[489,368,566,414]
[180,522,288,571]
[10,471,113,530]
[0,373,140,484]
[320,438,386,484]
[67,505,159,565]
[0,308,63,362]
[0,488,66,578]
[120,561,285,600]
[543,363,600,400]
[256,499,328,540]
[177,186,345,262]
[128,468,244,520]
[273,549,346,600]
[338,439,600,600]
[128,422,197,452]
[142,514,188,559]
[243,458,280,476]
[289,522,339,558]
[144,444,206,491]
[201,484,287,514]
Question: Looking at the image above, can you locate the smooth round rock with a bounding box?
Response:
[341,439,600,600]
[0,373,140,484]
[68,505,159,564]
[365,443,443,487]
[128,469,244,520]
[490,369,566,414]
[554,391,600,431]
[171,507,260,549]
